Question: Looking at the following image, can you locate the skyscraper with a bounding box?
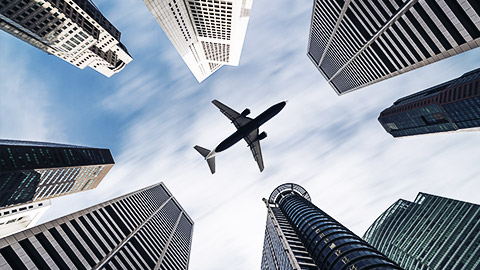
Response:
[363,192,480,270]
[261,183,401,270]
[143,0,253,82]
[0,0,132,77]
[0,200,50,238]
[0,182,194,270]
[378,68,480,137]
[0,139,114,208]
[307,0,480,95]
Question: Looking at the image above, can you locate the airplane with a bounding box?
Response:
[194,99,287,174]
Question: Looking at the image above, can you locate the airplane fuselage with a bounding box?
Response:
[213,101,287,154]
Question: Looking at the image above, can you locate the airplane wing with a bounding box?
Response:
[212,99,252,129]
[244,129,264,172]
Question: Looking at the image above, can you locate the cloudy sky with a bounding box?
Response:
[1,0,480,269]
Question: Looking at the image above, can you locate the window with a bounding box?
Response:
[188,0,232,40]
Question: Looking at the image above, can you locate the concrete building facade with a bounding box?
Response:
[0,200,50,239]
[0,0,132,77]
[143,0,253,82]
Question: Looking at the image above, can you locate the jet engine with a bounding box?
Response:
[241,108,251,116]
[258,132,267,140]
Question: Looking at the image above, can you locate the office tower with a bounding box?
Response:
[261,183,401,270]
[0,139,114,208]
[0,0,132,77]
[143,0,253,82]
[378,68,480,137]
[0,182,194,270]
[0,200,50,238]
[364,193,480,270]
[307,0,480,95]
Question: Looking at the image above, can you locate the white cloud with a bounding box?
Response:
[0,38,63,142]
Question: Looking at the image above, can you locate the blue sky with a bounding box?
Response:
[1,0,480,269]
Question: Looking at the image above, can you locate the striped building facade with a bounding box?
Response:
[0,139,114,208]
[379,68,480,137]
[261,183,401,270]
[0,182,194,270]
[307,0,480,95]
[363,193,480,270]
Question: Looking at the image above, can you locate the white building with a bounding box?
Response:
[0,0,132,77]
[0,200,51,239]
[143,0,253,82]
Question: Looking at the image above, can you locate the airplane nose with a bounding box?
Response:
[284,100,288,104]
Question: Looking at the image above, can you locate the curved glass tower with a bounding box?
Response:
[261,183,402,270]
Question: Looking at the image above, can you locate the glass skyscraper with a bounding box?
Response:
[0,182,194,269]
[364,192,480,270]
[307,0,480,94]
[261,183,401,270]
[378,68,480,137]
[0,139,114,208]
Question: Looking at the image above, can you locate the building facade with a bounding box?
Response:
[364,193,480,270]
[0,182,194,270]
[261,183,401,270]
[307,0,480,95]
[378,68,480,137]
[0,200,50,238]
[0,139,114,208]
[0,0,132,77]
[143,0,253,82]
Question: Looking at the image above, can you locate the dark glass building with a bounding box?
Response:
[0,139,114,207]
[261,183,401,270]
[364,193,480,270]
[307,0,480,95]
[0,0,132,77]
[378,68,480,137]
[0,182,194,269]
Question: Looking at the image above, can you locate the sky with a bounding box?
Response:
[1,0,480,269]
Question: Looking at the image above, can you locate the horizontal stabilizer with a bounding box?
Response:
[207,157,215,174]
[194,145,210,157]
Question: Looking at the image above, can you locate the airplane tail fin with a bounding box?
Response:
[194,145,215,174]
